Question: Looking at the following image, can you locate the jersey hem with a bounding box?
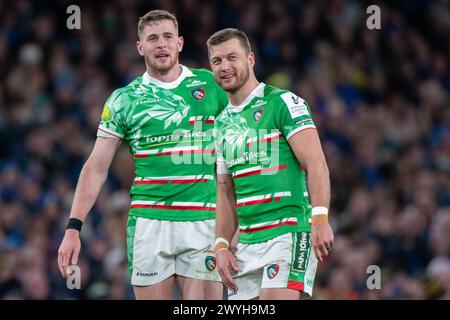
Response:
[237,225,311,244]
[129,209,216,221]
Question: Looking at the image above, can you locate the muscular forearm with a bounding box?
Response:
[216,179,238,242]
[69,159,109,222]
[305,158,330,209]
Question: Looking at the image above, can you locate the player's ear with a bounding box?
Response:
[248,52,255,69]
[136,40,144,56]
[178,36,184,53]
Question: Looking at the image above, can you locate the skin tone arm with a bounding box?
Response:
[57,137,121,278]
[215,173,240,292]
[288,128,334,262]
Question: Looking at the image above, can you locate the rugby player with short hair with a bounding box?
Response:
[58,10,228,300]
[208,28,334,300]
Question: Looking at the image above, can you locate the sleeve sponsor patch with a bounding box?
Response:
[101,104,112,121]
[280,92,309,119]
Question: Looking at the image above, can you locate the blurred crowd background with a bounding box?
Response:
[0,0,449,299]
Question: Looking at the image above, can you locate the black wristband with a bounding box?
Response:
[66,218,83,231]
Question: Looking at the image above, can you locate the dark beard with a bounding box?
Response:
[223,68,250,93]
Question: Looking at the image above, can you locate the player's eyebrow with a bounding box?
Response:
[146,31,175,40]
[211,51,239,61]
[146,33,157,40]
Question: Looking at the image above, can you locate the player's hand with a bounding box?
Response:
[57,229,81,278]
[215,250,239,292]
[311,222,334,262]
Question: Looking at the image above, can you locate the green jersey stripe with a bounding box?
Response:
[134,175,214,185]
[233,164,287,178]
[189,116,215,124]
[240,217,298,233]
[133,146,215,158]
[236,191,291,207]
[246,130,282,147]
[130,200,216,211]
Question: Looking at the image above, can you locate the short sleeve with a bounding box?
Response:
[277,91,316,140]
[97,90,126,139]
[213,126,231,175]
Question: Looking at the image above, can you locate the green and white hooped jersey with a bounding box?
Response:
[214,83,316,244]
[98,65,228,221]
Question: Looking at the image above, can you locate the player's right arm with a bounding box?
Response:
[57,136,121,278]
[214,119,240,291]
[215,173,239,292]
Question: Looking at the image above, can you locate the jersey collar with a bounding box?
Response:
[142,65,195,89]
[228,82,265,113]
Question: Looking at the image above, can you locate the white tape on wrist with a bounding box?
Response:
[215,237,230,247]
[312,206,329,216]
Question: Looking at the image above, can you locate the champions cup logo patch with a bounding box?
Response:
[205,256,216,271]
[267,264,280,279]
[252,108,264,122]
[191,86,206,101]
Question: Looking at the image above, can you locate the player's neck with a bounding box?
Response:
[229,76,260,106]
[146,64,182,83]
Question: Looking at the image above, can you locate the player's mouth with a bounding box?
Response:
[155,52,171,60]
[221,74,235,80]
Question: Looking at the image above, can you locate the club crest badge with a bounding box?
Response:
[267,264,280,279]
[253,107,264,122]
[205,256,216,272]
[191,86,206,101]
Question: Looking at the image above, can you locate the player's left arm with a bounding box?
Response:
[288,128,334,262]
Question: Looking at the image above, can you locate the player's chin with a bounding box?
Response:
[150,59,175,72]
[219,80,238,92]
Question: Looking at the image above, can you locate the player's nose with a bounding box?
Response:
[220,60,231,72]
[156,39,167,49]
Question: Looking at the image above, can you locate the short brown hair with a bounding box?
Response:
[207,28,252,55]
[137,10,178,37]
